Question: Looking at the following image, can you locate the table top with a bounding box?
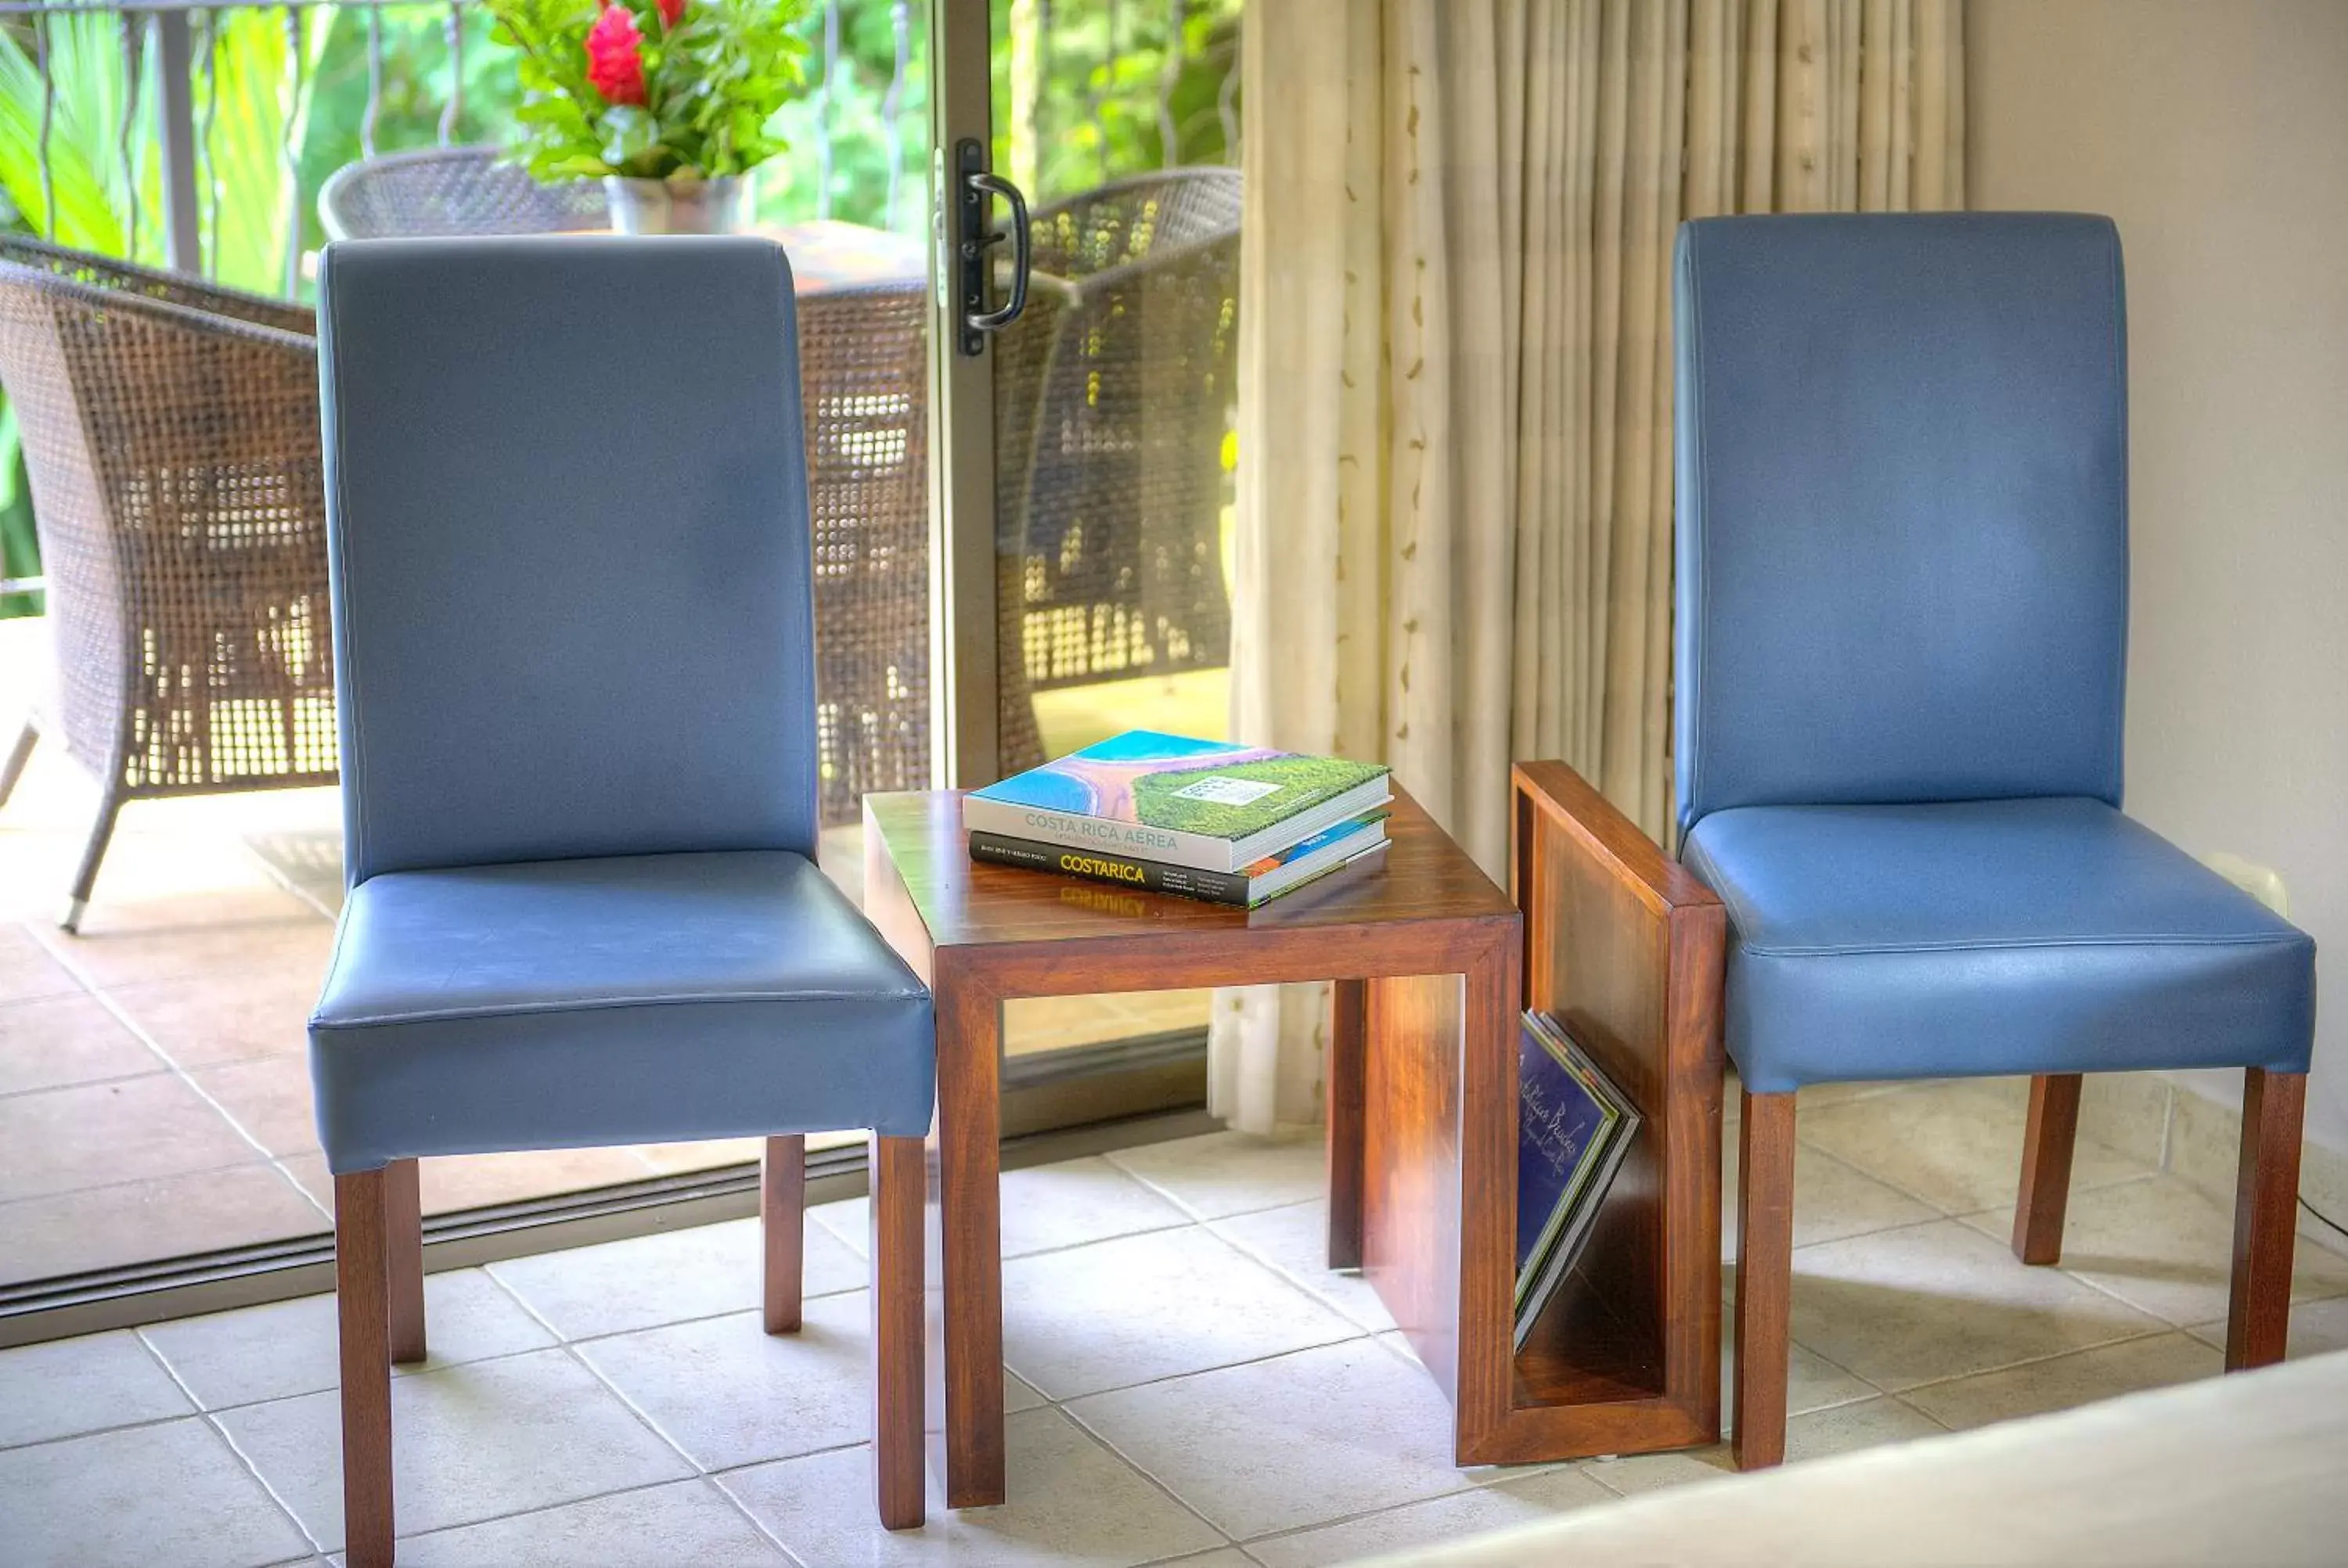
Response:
[862,786,1516,956]
[305,218,924,296]
[771,218,926,295]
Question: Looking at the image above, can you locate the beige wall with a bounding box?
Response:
[1969,0,2348,1155]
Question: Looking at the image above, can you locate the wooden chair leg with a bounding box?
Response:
[335,1169,396,1568]
[763,1135,806,1335]
[869,1134,925,1530]
[2012,1073,2083,1265]
[1734,1090,1796,1471]
[386,1159,426,1365]
[2227,1068,2306,1371]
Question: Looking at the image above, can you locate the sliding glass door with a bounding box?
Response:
[928,0,1243,1119]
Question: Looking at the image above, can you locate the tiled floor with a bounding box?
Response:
[0,620,1210,1289]
[5,1110,2348,1567]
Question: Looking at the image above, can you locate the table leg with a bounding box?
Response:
[930,975,1006,1509]
[1327,978,1367,1269]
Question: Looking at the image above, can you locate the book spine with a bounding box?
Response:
[960,797,1240,872]
[967,833,1251,905]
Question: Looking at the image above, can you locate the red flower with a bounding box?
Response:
[655,0,686,28]
[585,5,646,107]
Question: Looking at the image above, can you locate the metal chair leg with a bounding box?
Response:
[58,786,123,934]
[0,718,34,808]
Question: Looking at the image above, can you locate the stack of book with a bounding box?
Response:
[1513,1011,1641,1349]
[963,731,1393,908]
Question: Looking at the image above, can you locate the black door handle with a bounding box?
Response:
[955,139,1031,354]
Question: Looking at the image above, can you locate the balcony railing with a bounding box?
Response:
[0,0,1236,282]
[0,0,1237,613]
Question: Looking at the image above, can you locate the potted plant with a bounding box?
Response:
[486,0,812,234]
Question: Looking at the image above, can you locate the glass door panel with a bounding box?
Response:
[939,0,1243,1075]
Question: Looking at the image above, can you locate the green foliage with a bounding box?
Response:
[0,401,32,618]
[298,6,522,254]
[0,0,1240,617]
[198,10,334,293]
[1133,756,1376,837]
[488,0,812,181]
[758,0,926,230]
[0,5,326,615]
[991,0,1241,203]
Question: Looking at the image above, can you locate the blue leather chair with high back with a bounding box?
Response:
[1673,213,2317,1470]
[311,236,935,1563]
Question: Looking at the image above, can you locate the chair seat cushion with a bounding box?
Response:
[1680,798,2314,1093]
[309,851,933,1171]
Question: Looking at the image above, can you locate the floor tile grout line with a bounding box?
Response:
[6,937,290,1176]
[391,1473,795,1563]
[1204,1225,1396,1336]
[700,1469,812,1567]
[1099,1141,1323,1225]
[1020,1312,1376,1408]
[1215,1464,1543,1555]
[0,1147,318,1215]
[1797,1130,2159,1225]
[555,1336,720,1480]
[1002,1217,1367,1352]
[1784,1209,1958,1261]
[203,1407,333,1557]
[273,1152,338,1225]
[478,1271,868,1350]
[1050,1397,1274,1552]
[0,1404,210,1455]
[476,1261,567,1342]
[117,1292,322,1554]
[1886,1322,2189,1403]
[0,1061,181,1102]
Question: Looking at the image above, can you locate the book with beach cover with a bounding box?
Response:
[963,731,1393,875]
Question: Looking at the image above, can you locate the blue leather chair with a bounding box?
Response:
[310,236,936,1563]
[1673,214,2316,1469]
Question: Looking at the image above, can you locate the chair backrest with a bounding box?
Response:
[0,239,331,789]
[317,236,819,884]
[319,146,608,240]
[1028,168,1242,279]
[1673,213,2130,836]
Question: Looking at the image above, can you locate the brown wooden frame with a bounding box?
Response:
[1510,762,1727,1457]
[864,786,1531,1503]
[862,775,1726,1505]
[333,1135,924,1564]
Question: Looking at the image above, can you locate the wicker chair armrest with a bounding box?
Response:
[0,237,313,336]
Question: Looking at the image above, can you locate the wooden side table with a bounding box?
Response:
[862,777,1722,1509]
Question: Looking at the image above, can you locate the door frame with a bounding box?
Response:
[927,0,1003,791]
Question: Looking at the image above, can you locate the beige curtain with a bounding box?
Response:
[1210,0,1966,1134]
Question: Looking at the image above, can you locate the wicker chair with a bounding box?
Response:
[797,283,932,826]
[992,168,1241,758]
[796,279,1058,818]
[0,239,335,930]
[319,145,608,240]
